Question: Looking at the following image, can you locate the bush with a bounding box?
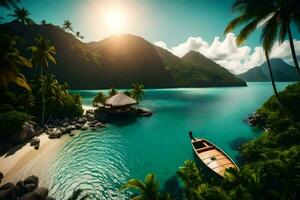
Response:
[0,110,27,142]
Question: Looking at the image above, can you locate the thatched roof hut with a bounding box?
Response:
[105,92,137,107]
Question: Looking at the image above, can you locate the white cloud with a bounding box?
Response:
[154,33,300,74]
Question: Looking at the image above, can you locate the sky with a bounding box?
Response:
[1,0,300,74]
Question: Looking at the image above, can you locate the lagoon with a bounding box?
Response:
[49,82,292,199]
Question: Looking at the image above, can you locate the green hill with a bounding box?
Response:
[1,21,247,89]
[154,47,246,87]
[0,21,175,89]
[237,59,300,82]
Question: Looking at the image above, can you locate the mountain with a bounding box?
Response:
[1,21,246,89]
[154,47,246,87]
[0,21,175,89]
[237,59,300,82]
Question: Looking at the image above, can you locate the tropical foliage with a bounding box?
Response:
[28,34,56,124]
[0,0,19,9]
[121,173,171,200]
[0,32,32,90]
[93,91,107,106]
[130,83,145,102]
[62,19,73,32]
[9,7,34,25]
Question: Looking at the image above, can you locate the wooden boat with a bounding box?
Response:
[191,138,239,177]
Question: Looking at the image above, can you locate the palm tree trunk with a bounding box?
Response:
[40,65,45,125]
[265,51,299,131]
[287,25,300,78]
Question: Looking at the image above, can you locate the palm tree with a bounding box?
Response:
[62,20,73,32]
[108,87,117,97]
[0,0,19,9]
[28,35,56,124]
[121,173,160,200]
[225,0,298,128]
[75,31,84,40]
[93,91,107,106]
[0,33,32,90]
[225,0,300,77]
[40,20,46,25]
[130,83,145,103]
[8,7,34,25]
[176,160,203,190]
[43,74,65,123]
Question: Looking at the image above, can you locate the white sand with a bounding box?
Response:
[0,134,69,187]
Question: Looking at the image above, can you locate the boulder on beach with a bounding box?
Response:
[75,123,82,129]
[24,175,39,187]
[77,117,87,124]
[81,125,89,130]
[0,172,3,183]
[0,187,18,200]
[30,137,40,147]
[34,187,49,199]
[48,130,62,139]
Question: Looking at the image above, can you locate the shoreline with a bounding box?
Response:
[0,133,70,187]
[0,105,95,186]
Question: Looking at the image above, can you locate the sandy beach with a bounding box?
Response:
[0,133,70,187]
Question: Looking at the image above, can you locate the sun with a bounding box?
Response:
[105,10,126,34]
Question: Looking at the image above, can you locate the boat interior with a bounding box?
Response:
[192,139,236,176]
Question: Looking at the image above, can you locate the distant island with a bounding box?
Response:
[0,21,246,89]
[237,59,300,82]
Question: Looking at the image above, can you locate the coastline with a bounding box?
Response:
[0,134,70,187]
[0,105,94,186]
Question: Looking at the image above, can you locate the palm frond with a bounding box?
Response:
[261,14,279,53]
[236,19,259,45]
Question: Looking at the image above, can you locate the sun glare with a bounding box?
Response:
[105,10,126,34]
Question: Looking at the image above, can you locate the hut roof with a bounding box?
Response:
[105,92,137,107]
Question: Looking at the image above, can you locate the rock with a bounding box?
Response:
[0,172,3,183]
[18,183,36,197]
[81,125,89,130]
[59,128,66,135]
[20,191,42,200]
[77,117,87,124]
[63,117,69,122]
[0,182,15,191]
[11,122,36,144]
[62,122,69,127]
[95,122,105,128]
[34,187,48,199]
[30,137,40,147]
[48,130,62,139]
[34,145,39,150]
[0,188,17,200]
[24,175,39,187]
[69,133,75,137]
[46,197,55,200]
[74,123,82,129]
[86,114,95,122]
[70,125,76,130]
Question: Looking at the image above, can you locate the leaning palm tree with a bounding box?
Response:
[0,33,32,90]
[225,0,300,77]
[225,0,298,128]
[28,35,56,124]
[62,19,73,32]
[0,0,19,9]
[130,83,145,103]
[121,173,160,200]
[8,7,34,25]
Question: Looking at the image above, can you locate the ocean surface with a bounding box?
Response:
[48,82,293,199]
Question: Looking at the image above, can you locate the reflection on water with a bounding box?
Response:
[50,83,293,199]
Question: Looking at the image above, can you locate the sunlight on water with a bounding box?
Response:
[49,83,293,199]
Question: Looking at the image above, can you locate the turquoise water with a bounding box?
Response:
[49,82,292,199]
